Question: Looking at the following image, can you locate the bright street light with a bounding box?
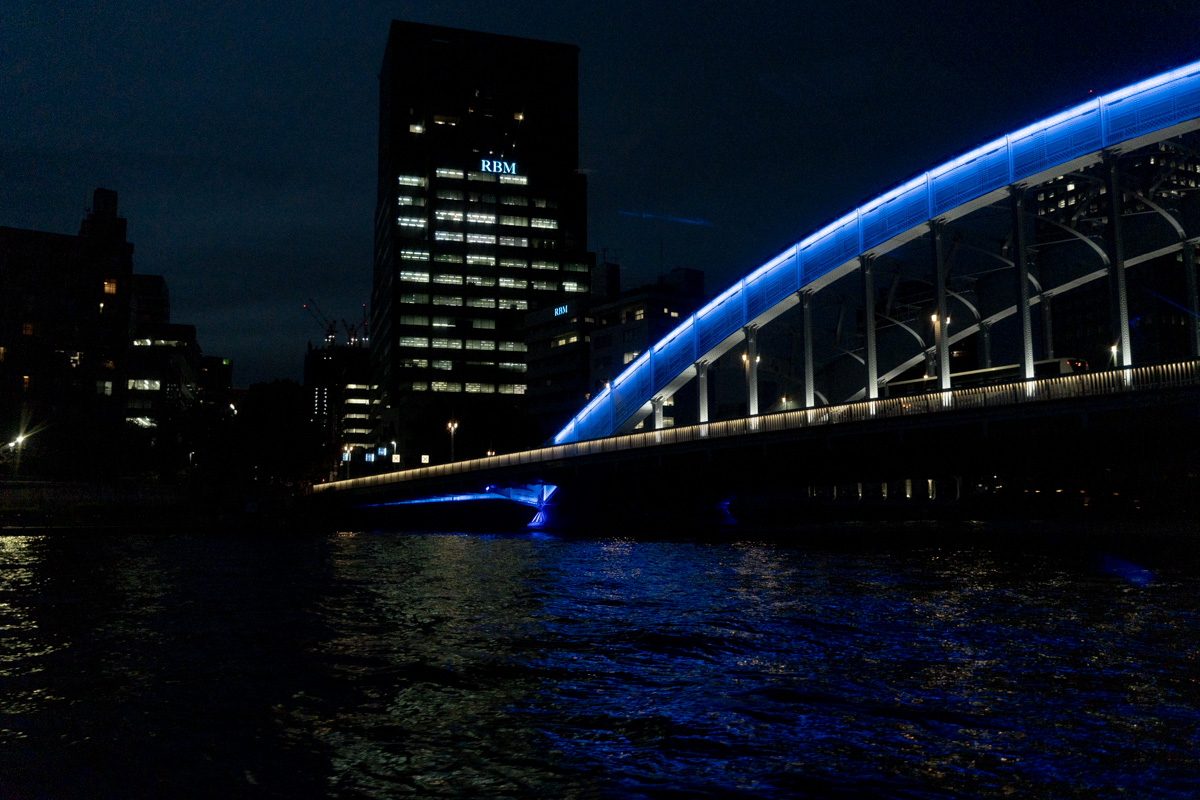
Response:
[447,420,458,461]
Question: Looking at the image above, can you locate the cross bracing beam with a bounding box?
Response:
[555,60,1200,445]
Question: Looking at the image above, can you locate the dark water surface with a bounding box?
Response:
[1,523,1198,798]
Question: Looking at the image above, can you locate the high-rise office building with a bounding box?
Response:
[372,21,591,465]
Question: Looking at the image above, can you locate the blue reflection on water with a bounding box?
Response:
[1,524,1198,798]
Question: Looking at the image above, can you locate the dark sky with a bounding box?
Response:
[4,0,1198,385]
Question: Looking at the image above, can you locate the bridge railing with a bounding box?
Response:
[314,360,1199,493]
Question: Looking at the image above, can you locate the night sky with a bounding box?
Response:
[4,0,1198,385]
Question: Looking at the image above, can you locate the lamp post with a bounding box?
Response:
[447,420,458,462]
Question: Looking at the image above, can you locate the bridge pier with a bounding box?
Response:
[696,361,709,423]
[1186,241,1200,359]
[744,324,759,416]
[861,255,879,400]
[930,221,951,391]
[802,290,815,409]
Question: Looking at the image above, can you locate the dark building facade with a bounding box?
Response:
[372,21,591,465]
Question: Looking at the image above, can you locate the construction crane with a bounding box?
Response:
[303,299,338,347]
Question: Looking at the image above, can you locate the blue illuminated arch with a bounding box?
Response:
[554,59,1200,445]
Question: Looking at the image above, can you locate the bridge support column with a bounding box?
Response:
[861,255,878,400]
[696,361,710,423]
[980,321,993,369]
[1010,186,1036,381]
[651,397,664,430]
[1042,292,1055,360]
[1104,153,1133,368]
[744,325,759,416]
[930,221,951,391]
[1185,240,1200,359]
[802,291,815,408]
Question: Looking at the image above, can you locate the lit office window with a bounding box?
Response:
[468,171,497,183]
[399,315,429,326]
[400,293,429,304]
[435,210,464,222]
[465,339,495,351]
[533,198,557,208]
[397,196,424,206]
[434,254,464,263]
[431,381,462,392]
[432,317,455,328]
[500,195,527,206]
[432,338,462,349]
[467,297,496,308]
[499,384,527,394]
[499,362,526,372]
[409,123,424,134]
[400,358,428,368]
[467,212,495,224]
[434,231,464,242]
[466,255,495,266]
[432,360,453,370]
[499,278,527,290]
[400,271,430,283]
[499,175,528,185]
[466,233,496,245]
[563,282,588,293]
[103,279,118,295]
[499,215,528,226]
[400,250,429,261]
[471,318,495,329]
[564,262,589,273]
[399,336,429,348]
[532,281,555,291]
[465,275,496,287]
[432,296,463,306]
[127,379,162,391]
[623,351,640,364]
[499,236,529,247]
[498,299,528,311]
[436,168,464,179]
[398,217,426,227]
[398,175,425,187]
[531,260,558,270]
[531,218,558,229]
[465,383,495,393]
[469,192,496,203]
[499,342,527,352]
[411,382,429,391]
[499,258,527,269]
[437,189,464,200]
[433,274,463,285]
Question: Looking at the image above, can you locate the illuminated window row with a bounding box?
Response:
[531,260,557,270]
[499,278,526,289]
[533,281,556,291]
[400,250,429,261]
[398,175,425,187]
[499,362,526,372]
[564,263,588,273]
[434,274,462,285]
[499,215,527,226]
[433,296,462,306]
[127,379,162,391]
[398,217,426,228]
[433,360,452,370]
[531,218,558,229]
[500,258,526,269]
[467,212,495,224]
[466,340,495,351]
[398,196,424,206]
[467,255,495,266]
[499,236,528,247]
[432,317,455,328]
[400,293,428,304]
[499,299,528,311]
[435,231,463,242]
[467,233,495,245]
[500,175,527,186]
[432,338,461,349]
[467,275,495,287]
[400,271,429,283]
[563,281,588,293]
[436,168,464,179]
[436,210,464,222]
[435,254,462,263]
[500,195,526,206]
[437,189,463,200]
[409,382,526,394]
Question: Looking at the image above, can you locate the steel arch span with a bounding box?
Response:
[554,59,1200,445]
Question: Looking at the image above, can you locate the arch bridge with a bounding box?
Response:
[554,59,1200,444]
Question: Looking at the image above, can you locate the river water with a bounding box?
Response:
[1,522,1197,798]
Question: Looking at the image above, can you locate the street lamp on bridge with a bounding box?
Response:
[447,420,458,462]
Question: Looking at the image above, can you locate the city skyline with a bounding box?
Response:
[4,0,1198,385]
